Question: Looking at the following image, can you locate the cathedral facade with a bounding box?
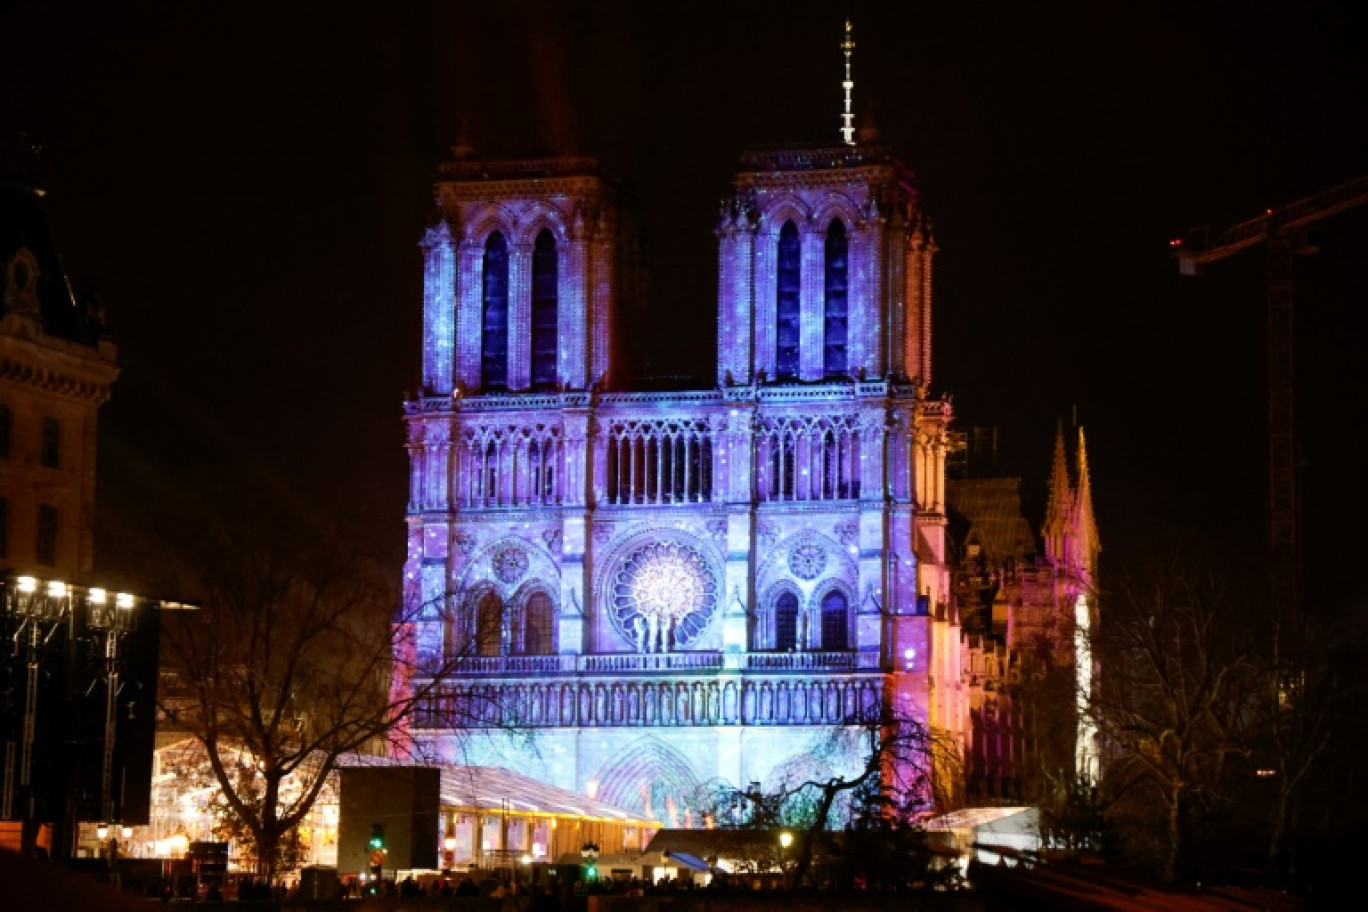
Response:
[398,134,1094,824]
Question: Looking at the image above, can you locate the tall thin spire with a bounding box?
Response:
[840,19,856,146]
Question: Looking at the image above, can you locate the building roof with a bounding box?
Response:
[947,477,1038,564]
[643,828,790,859]
[0,174,104,344]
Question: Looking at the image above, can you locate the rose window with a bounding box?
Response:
[611,540,718,650]
[788,542,828,581]
[493,547,529,584]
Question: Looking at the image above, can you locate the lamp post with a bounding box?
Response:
[580,842,599,887]
[1,574,156,859]
[778,831,793,889]
[443,835,457,875]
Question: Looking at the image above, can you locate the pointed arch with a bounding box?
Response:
[514,203,572,247]
[775,590,800,651]
[818,587,850,651]
[823,218,849,377]
[522,590,554,655]
[593,736,701,823]
[531,229,558,389]
[775,220,801,380]
[475,590,504,656]
[480,231,510,391]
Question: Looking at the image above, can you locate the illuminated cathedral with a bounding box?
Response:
[397,27,1098,826]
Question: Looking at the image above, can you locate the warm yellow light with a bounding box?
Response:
[444,836,457,851]
[17,576,37,593]
[779,831,793,849]
[116,592,135,610]
[168,833,190,856]
[121,826,133,839]
[521,854,532,865]
[88,588,108,605]
[46,580,66,598]
[96,824,109,840]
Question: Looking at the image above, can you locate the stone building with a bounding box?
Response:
[0,174,117,577]
[396,32,1098,825]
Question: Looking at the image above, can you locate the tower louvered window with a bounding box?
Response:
[481,231,509,391]
[775,221,801,379]
[821,589,849,650]
[824,219,849,376]
[531,230,558,388]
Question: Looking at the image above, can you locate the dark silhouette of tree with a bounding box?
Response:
[691,703,960,890]
[1086,558,1258,883]
[155,522,487,881]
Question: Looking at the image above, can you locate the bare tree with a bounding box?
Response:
[1254,612,1347,872]
[155,524,482,881]
[1086,558,1258,882]
[694,704,959,890]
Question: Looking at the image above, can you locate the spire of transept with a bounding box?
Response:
[1073,426,1101,580]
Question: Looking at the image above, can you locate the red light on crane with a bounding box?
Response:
[1169,238,1184,247]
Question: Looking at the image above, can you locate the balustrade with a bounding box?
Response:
[756,414,860,502]
[604,418,713,505]
[457,421,564,508]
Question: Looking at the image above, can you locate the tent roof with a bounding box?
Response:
[439,765,659,826]
[337,758,659,827]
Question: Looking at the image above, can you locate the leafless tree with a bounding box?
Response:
[155,523,487,881]
[1086,558,1259,882]
[693,703,959,890]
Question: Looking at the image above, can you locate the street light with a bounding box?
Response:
[778,831,793,889]
[443,835,457,873]
[580,842,599,883]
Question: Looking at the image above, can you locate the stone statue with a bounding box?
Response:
[633,615,647,654]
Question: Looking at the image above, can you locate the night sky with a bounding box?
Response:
[4,0,1367,619]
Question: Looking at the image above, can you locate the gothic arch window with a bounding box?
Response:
[531,229,558,388]
[775,220,801,380]
[820,589,849,651]
[476,592,503,656]
[481,231,510,391]
[775,591,799,651]
[522,591,554,655]
[823,219,849,377]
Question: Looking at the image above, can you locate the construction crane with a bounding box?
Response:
[1171,174,1368,621]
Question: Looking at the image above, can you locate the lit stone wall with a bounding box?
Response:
[401,146,955,820]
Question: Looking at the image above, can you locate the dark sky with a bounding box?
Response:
[4,0,1367,617]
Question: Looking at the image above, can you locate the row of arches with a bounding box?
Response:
[480,230,558,391]
[775,218,848,379]
[762,589,850,652]
[448,589,556,657]
[443,585,855,656]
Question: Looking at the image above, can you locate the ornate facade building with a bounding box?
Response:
[398,132,1098,823]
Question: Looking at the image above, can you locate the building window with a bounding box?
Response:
[775,591,799,651]
[480,231,510,391]
[476,593,503,656]
[40,417,61,468]
[0,406,11,459]
[531,230,558,389]
[36,505,58,566]
[0,497,7,557]
[820,590,849,651]
[522,592,554,655]
[823,219,849,377]
[775,220,801,379]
